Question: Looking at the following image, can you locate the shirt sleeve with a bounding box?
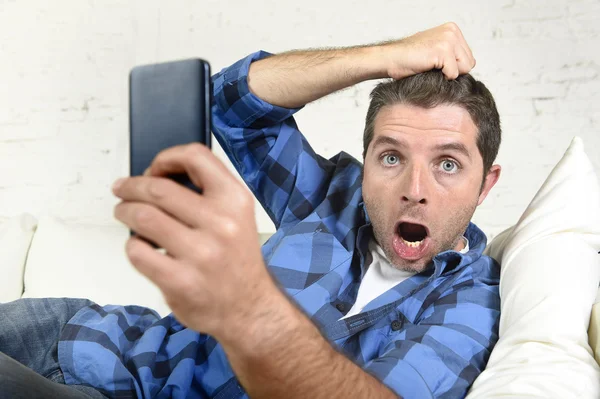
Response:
[364,280,500,399]
[211,51,336,231]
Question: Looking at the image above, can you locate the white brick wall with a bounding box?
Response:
[1,0,599,238]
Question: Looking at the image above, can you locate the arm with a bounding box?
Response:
[247,22,476,108]
[212,51,336,230]
[211,22,475,229]
[217,284,400,399]
[247,45,387,108]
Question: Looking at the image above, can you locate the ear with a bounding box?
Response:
[477,164,501,206]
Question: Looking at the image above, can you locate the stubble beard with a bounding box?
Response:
[364,197,478,273]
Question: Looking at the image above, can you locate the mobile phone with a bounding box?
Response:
[129,58,212,242]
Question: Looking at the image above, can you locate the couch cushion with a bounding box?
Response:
[22,216,172,317]
[467,136,600,398]
[0,213,37,303]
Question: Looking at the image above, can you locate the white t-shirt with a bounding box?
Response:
[340,237,469,320]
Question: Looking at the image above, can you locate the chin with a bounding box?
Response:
[391,258,431,273]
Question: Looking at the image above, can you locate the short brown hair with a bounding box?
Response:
[363,70,501,173]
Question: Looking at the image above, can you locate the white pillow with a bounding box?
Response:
[0,213,37,303]
[467,136,600,398]
[590,290,600,365]
[22,216,172,317]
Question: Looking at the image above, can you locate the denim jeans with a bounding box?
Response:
[0,298,108,398]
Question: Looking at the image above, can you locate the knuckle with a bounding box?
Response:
[430,54,442,69]
[443,30,456,43]
[185,143,207,158]
[113,202,125,219]
[445,21,459,31]
[153,150,168,165]
[135,206,156,228]
[126,240,144,264]
[236,191,254,210]
[148,178,170,199]
[183,144,208,168]
[220,218,241,239]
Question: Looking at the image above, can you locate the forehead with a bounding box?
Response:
[373,103,478,147]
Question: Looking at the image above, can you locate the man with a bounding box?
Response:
[0,22,501,399]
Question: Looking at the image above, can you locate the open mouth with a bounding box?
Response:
[398,222,428,246]
[393,221,431,260]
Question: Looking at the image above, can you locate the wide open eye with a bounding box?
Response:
[440,159,458,173]
[382,154,400,166]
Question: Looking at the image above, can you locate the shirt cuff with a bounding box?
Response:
[213,50,303,128]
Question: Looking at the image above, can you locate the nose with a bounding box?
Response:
[400,163,428,205]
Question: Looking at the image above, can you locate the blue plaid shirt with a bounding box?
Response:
[58,51,500,399]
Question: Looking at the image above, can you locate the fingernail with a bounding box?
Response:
[143,168,151,176]
[112,178,125,191]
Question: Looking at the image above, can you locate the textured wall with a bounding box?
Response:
[0,0,599,238]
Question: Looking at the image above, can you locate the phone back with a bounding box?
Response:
[129,59,211,182]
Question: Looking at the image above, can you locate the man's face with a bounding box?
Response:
[362,103,500,272]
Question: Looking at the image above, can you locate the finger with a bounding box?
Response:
[455,44,473,75]
[441,51,459,80]
[125,236,185,293]
[115,201,198,257]
[148,144,237,195]
[452,24,476,67]
[113,176,218,228]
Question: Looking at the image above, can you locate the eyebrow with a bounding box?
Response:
[371,135,472,159]
[434,142,471,159]
[371,136,406,151]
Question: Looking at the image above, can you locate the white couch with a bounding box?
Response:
[0,214,275,318]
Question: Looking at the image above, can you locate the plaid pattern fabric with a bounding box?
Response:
[58,51,501,399]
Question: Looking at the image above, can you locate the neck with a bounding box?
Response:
[453,237,466,252]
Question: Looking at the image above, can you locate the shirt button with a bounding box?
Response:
[336,303,345,312]
[391,320,402,331]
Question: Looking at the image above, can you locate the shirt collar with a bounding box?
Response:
[360,200,371,224]
[432,222,487,276]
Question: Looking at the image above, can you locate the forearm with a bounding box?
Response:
[246,22,477,109]
[248,45,389,108]
[217,286,399,399]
